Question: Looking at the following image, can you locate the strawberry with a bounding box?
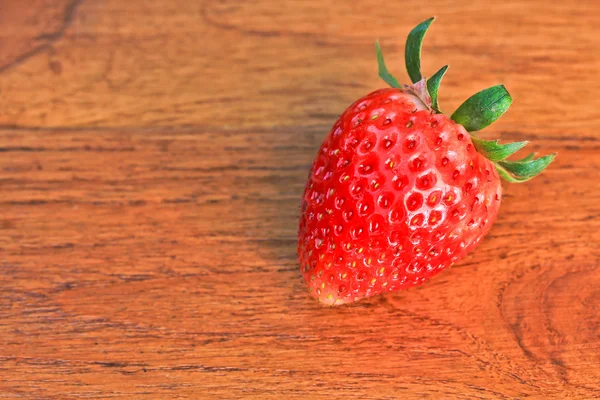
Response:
[297,18,555,305]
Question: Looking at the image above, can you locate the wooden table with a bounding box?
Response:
[1,1,599,398]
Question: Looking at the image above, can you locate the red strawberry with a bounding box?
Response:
[298,18,555,305]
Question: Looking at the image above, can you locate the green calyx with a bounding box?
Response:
[451,85,512,132]
[427,65,448,113]
[496,154,556,182]
[472,137,556,182]
[374,17,555,183]
[405,17,434,84]
[471,137,528,162]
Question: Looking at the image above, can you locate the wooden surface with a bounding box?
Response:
[1,1,599,398]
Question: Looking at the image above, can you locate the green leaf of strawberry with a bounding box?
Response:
[427,65,449,113]
[470,137,528,162]
[405,17,435,83]
[496,154,556,183]
[520,152,536,162]
[375,41,401,89]
[451,85,513,132]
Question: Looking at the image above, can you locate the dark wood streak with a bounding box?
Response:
[0,0,86,74]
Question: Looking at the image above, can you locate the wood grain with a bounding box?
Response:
[1,0,599,398]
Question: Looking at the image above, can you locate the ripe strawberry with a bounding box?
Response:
[298,18,555,305]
